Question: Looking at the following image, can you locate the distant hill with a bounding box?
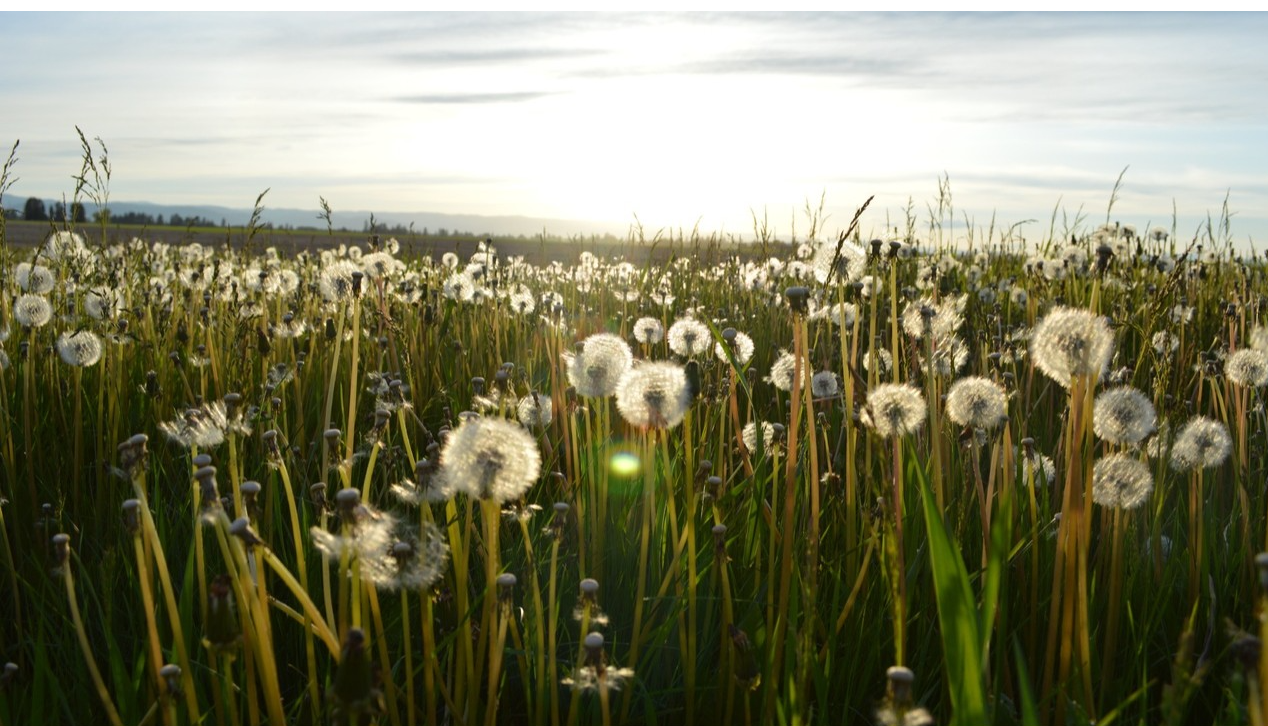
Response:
[6,199,625,239]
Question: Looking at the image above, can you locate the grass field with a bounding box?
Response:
[0,182,1266,726]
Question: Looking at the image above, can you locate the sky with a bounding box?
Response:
[3,12,1267,247]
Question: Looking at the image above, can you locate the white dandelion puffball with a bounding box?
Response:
[1169,416,1231,472]
[945,376,1007,430]
[437,417,541,503]
[864,384,927,439]
[615,361,692,429]
[742,422,776,452]
[1226,348,1268,388]
[667,318,712,357]
[517,393,553,428]
[1092,454,1153,510]
[766,350,809,392]
[56,330,103,367]
[564,332,633,398]
[715,331,755,367]
[633,317,664,345]
[15,263,55,294]
[13,294,53,328]
[1092,387,1157,446]
[1030,306,1115,388]
[811,371,840,399]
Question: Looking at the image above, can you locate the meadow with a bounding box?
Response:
[0,168,1266,726]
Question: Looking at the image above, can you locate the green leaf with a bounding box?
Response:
[916,464,989,726]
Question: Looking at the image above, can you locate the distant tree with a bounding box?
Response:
[23,197,47,221]
[170,213,184,227]
[3,208,19,220]
[155,214,164,225]
[93,208,110,224]
[71,202,86,224]
[51,201,65,222]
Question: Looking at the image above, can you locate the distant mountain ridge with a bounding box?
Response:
[12,199,625,238]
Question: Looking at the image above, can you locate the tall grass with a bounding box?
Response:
[0,147,1266,726]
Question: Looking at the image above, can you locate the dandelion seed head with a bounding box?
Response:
[436,417,541,503]
[56,330,102,367]
[667,318,712,357]
[1226,348,1268,387]
[864,384,927,439]
[1030,306,1115,388]
[811,238,867,285]
[862,348,893,376]
[742,422,777,452]
[944,376,1007,430]
[1092,387,1157,445]
[517,393,554,428]
[564,333,632,398]
[810,301,857,328]
[13,294,52,328]
[1092,454,1153,510]
[319,260,361,303]
[1169,416,1231,471]
[15,263,55,294]
[715,331,750,367]
[811,371,840,400]
[1152,331,1179,358]
[632,317,664,345]
[615,362,692,430]
[766,350,809,392]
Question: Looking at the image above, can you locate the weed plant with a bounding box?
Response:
[1,142,1267,726]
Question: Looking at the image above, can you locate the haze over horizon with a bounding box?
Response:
[4,12,1267,246]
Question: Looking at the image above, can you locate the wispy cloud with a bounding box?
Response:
[390,91,558,105]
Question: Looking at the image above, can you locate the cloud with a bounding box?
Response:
[390,91,557,105]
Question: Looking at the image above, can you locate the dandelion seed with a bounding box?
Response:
[1030,306,1115,388]
[507,285,536,315]
[918,335,968,377]
[1226,348,1268,387]
[811,371,840,400]
[742,422,777,452]
[632,317,664,345]
[319,260,361,303]
[1092,387,1157,446]
[811,238,867,285]
[614,362,692,430]
[15,263,55,294]
[1152,331,1180,358]
[1016,446,1056,487]
[863,384,927,439]
[13,294,52,328]
[902,295,965,341]
[563,333,633,398]
[436,417,541,503]
[157,400,251,451]
[380,523,450,592]
[37,230,89,264]
[862,347,893,376]
[1250,326,1268,354]
[810,301,858,328]
[944,376,1007,430]
[1092,454,1153,509]
[1169,416,1231,471]
[561,632,635,694]
[667,318,712,357]
[56,330,102,367]
[766,350,809,392]
[517,393,553,428]
[710,330,752,368]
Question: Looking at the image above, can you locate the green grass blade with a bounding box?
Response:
[916,465,988,726]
